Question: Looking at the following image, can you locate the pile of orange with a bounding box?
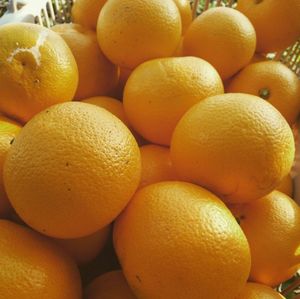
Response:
[0,0,299,298]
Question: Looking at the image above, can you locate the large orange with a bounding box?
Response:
[114,182,251,299]
[183,7,256,80]
[227,61,300,125]
[97,0,182,69]
[0,220,82,299]
[237,0,300,53]
[3,102,141,238]
[171,93,295,203]
[52,24,118,100]
[0,23,78,123]
[124,57,223,145]
[230,191,300,286]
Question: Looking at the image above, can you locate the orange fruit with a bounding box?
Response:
[85,271,136,299]
[54,225,110,266]
[226,61,300,125]
[82,96,128,125]
[237,0,300,53]
[97,0,182,69]
[111,67,133,100]
[72,0,107,31]
[183,7,256,80]
[114,182,251,299]
[4,102,141,238]
[124,56,223,145]
[236,282,285,299]
[0,23,78,123]
[173,0,192,34]
[171,93,295,203]
[52,24,118,100]
[230,191,300,286]
[276,174,293,198]
[0,116,21,218]
[0,219,82,299]
[139,144,177,188]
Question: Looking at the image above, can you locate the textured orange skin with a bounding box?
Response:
[171,93,295,203]
[3,102,141,238]
[0,23,78,123]
[0,117,21,218]
[139,144,177,188]
[183,7,256,80]
[227,61,300,125]
[276,174,293,198]
[85,271,136,299]
[173,0,192,34]
[82,96,128,125]
[72,0,107,31]
[0,220,82,299]
[237,0,300,53]
[236,282,285,299]
[54,225,110,266]
[52,24,118,101]
[124,56,224,145]
[230,191,300,286]
[114,182,251,299]
[97,0,182,69]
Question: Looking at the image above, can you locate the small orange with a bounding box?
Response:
[227,61,300,125]
[52,23,118,100]
[0,23,78,123]
[230,191,300,286]
[276,174,293,198]
[139,144,177,188]
[171,93,295,203]
[85,271,136,299]
[183,7,256,79]
[114,182,251,299]
[97,0,182,69]
[0,220,82,299]
[173,0,192,34]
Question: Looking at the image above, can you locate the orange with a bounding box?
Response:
[85,271,136,299]
[0,220,82,299]
[111,67,133,100]
[124,56,223,145]
[171,93,295,203]
[139,144,177,188]
[52,24,118,100]
[82,96,128,125]
[183,7,256,80]
[3,102,141,238]
[276,174,293,198]
[97,0,182,69]
[54,225,110,266]
[227,61,300,125]
[236,282,285,299]
[0,23,78,123]
[0,116,21,218]
[114,182,251,299]
[72,0,107,31]
[237,0,300,53]
[230,191,300,286]
[173,0,192,34]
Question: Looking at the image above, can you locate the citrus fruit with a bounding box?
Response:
[230,191,300,286]
[0,219,82,299]
[54,225,110,265]
[236,282,285,299]
[52,23,118,100]
[171,93,295,203]
[0,23,78,123]
[72,0,107,30]
[82,96,128,125]
[114,182,251,299]
[173,0,192,34]
[237,0,300,53]
[97,0,182,69]
[85,271,136,299]
[277,174,293,198]
[183,7,256,80]
[226,61,300,125]
[0,116,21,218]
[124,56,223,145]
[140,144,177,188]
[3,102,141,238]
